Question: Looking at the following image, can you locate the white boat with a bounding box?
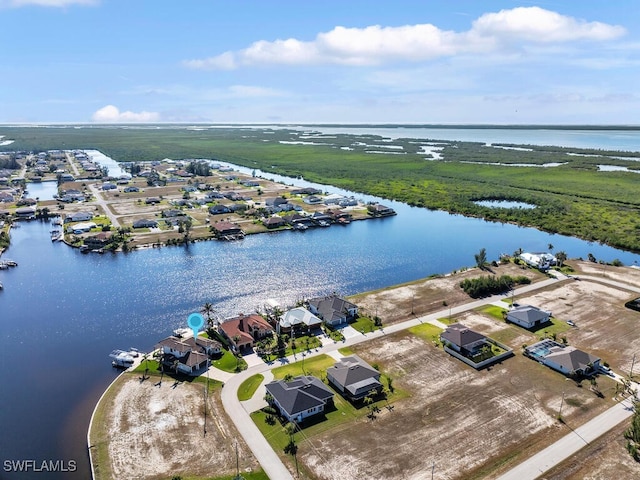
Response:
[173,327,191,338]
[109,349,135,368]
[0,282,3,290]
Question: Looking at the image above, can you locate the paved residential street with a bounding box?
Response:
[496,395,637,480]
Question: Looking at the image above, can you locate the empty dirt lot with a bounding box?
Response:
[90,375,261,480]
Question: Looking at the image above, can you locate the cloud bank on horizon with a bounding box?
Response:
[0,2,637,124]
[184,7,625,70]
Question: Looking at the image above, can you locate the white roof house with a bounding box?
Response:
[278,307,322,333]
[519,252,556,270]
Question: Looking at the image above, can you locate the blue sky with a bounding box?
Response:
[1,0,638,124]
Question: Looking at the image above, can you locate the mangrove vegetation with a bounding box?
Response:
[4,125,640,252]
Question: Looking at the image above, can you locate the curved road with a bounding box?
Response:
[219,271,640,480]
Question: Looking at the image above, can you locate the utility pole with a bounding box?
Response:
[431,461,435,480]
[631,353,637,379]
[558,390,566,421]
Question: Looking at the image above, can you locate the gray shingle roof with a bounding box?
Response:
[265,376,334,418]
[327,355,381,392]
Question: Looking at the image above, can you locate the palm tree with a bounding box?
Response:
[474,248,488,270]
[548,243,554,253]
[202,302,216,329]
[556,251,567,268]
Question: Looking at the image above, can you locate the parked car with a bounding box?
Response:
[566,320,576,327]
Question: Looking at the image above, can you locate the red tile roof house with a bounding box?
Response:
[211,221,244,240]
[154,335,221,376]
[219,313,274,352]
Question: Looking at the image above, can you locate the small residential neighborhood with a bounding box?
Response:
[0,148,396,255]
[92,246,640,480]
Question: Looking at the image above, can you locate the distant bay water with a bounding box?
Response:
[304,125,640,151]
[1,126,640,479]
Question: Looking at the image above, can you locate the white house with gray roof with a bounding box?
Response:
[278,307,322,334]
[307,295,358,327]
[506,305,551,329]
[326,355,382,400]
[265,376,334,423]
[524,339,600,377]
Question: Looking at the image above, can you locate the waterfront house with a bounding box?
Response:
[211,221,243,239]
[155,336,213,376]
[101,182,117,190]
[265,376,334,423]
[277,307,323,334]
[506,305,551,329]
[326,355,382,401]
[64,211,93,223]
[70,221,97,233]
[84,231,113,250]
[323,193,346,205]
[368,204,396,217]
[291,187,322,196]
[519,252,556,271]
[524,339,601,377]
[263,216,286,229]
[219,313,274,352]
[307,295,358,327]
[15,207,36,220]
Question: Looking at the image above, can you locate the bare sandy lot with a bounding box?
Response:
[91,374,260,480]
[350,262,546,325]
[298,330,617,480]
[542,421,640,480]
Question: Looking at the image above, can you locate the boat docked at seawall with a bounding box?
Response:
[109,349,135,368]
[0,260,17,269]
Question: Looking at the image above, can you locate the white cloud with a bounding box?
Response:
[184,7,625,70]
[92,105,160,123]
[0,0,97,7]
[472,7,625,43]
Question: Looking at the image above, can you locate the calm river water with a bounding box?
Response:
[1,127,640,479]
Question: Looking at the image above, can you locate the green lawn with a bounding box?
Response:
[238,374,264,401]
[350,316,379,333]
[271,354,335,380]
[260,334,322,361]
[480,304,508,320]
[212,349,247,373]
[338,346,355,356]
[531,317,572,339]
[408,322,444,345]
